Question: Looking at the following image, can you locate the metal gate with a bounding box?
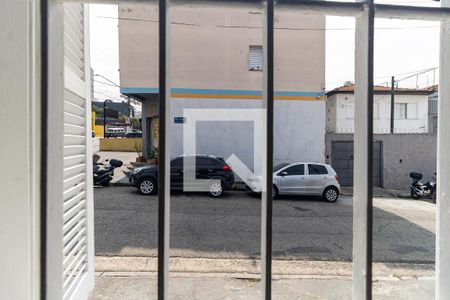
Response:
[331,141,382,188]
[41,0,450,300]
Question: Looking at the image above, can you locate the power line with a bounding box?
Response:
[94,80,119,88]
[91,15,439,31]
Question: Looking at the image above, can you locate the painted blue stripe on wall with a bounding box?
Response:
[120,87,159,94]
[120,87,325,97]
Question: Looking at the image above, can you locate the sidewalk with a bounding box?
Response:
[89,272,434,300]
[92,257,434,299]
[94,151,143,186]
[341,186,411,199]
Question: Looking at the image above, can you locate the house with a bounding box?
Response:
[325,83,437,190]
[118,3,326,166]
[326,83,435,134]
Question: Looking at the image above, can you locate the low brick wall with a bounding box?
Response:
[99,138,142,152]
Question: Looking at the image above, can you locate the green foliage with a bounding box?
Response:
[147,146,159,160]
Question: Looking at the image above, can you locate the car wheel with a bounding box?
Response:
[139,178,157,195]
[209,181,223,197]
[410,189,420,200]
[272,185,279,199]
[323,187,339,202]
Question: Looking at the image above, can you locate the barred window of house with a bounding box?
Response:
[248,45,263,71]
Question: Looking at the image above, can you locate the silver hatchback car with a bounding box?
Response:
[246,162,341,202]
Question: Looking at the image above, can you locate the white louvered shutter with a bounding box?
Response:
[62,3,94,300]
[248,45,263,71]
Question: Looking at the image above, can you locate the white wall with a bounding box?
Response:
[328,93,429,134]
[0,1,40,299]
[169,98,325,178]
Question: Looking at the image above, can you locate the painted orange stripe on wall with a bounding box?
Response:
[171,93,325,101]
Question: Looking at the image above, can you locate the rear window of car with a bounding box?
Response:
[308,164,328,175]
[196,157,217,166]
[171,157,183,167]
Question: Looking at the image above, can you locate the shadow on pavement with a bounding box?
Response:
[94,187,435,263]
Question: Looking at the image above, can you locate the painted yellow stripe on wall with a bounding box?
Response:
[275,95,326,101]
[171,93,261,99]
[171,93,325,101]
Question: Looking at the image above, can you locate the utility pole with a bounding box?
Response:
[390,76,395,134]
[103,99,112,138]
[103,100,107,138]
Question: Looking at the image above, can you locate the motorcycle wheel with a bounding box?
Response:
[411,189,420,200]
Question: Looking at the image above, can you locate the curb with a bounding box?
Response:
[95,256,434,278]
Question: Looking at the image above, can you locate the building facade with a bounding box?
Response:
[118,3,326,168]
[326,84,435,134]
[325,84,437,189]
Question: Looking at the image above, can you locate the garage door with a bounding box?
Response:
[331,141,382,187]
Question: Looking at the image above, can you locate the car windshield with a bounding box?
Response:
[273,163,289,172]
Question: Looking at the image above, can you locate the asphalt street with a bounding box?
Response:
[94,187,435,263]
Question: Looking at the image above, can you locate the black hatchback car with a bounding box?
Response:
[129,155,235,197]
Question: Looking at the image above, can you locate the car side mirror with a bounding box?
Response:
[280,171,288,176]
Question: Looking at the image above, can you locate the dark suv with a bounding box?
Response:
[129,155,234,197]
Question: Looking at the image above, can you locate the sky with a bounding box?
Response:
[89,0,441,101]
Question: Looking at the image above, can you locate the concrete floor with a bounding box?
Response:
[89,273,435,300]
[94,187,435,263]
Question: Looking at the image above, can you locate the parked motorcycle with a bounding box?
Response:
[409,172,436,202]
[93,154,123,186]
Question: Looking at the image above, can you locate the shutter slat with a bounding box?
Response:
[63,200,86,228]
[63,258,87,300]
[63,216,86,246]
[64,123,85,136]
[64,111,85,126]
[63,209,86,234]
[64,56,85,81]
[63,182,86,202]
[63,173,86,191]
[64,145,86,157]
[62,3,89,300]
[64,134,85,146]
[65,89,86,108]
[63,247,87,286]
[63,227,86,259]
[63,235,87,268]
[63,191,86,212]
[64,155,85,169]
[64,100,85,117]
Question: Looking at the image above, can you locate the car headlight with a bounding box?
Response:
[132,168,144,175]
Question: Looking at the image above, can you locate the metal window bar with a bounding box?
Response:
[262,1,274,298]
[158,0,170,298]
[40,1,450,300]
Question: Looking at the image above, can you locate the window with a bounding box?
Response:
[374,102,380,119]
[308,164,328,175]
[407,103,418,119]
[395,103,417,120]
[196,157,215,166]
[171,157,183,168]
[280,164,304,176]
[248,45,263,71]
[344,99,354,120]
[395,103,407,120]
[274,163,289,172]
